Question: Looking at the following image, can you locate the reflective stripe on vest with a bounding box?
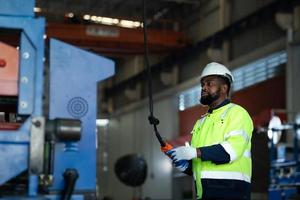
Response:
[220,141,237,162]
[224,130,250,143]
[191,115,207,134]
[199,115,207,126]
[201,171,251,183]
[243,150,251,158]
[220,103,236,120]
[222,130,251,161]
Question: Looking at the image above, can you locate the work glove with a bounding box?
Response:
[167,146,197,162]
[173,160,190,172]
[166,149,190,172]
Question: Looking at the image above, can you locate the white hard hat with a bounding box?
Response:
[200,62,234,83]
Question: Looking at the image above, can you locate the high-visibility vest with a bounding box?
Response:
[191,103,253,199]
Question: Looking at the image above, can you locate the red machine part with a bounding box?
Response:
[0,58,6,67]
[0,42,19,96]
[160,142,174,153]
[0,122,21,130]
[46,23,186,56]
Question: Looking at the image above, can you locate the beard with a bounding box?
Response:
[200,89,221,105]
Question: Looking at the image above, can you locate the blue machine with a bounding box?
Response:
[48,39,115,193]
[267,115,300,200]
[0,0,115,199]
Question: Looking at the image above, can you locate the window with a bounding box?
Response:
[179,86,200,111]
[232,51,286,91]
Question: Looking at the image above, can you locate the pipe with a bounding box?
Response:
[61,169,79,200]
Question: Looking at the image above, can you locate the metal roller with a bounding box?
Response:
[46,118,81,142]
[266,115,300,144]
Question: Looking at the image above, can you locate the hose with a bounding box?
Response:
[142,0,171,149]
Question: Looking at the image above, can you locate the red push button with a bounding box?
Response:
[0,59,6,67]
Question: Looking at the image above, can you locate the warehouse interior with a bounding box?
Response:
[1,0,300,199]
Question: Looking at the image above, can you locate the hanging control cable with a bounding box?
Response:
[143,0,173,153]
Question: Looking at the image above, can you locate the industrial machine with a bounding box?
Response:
[0,0,115,199]
[266,113,300,200]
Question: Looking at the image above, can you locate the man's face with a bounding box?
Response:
[200,75,223,105]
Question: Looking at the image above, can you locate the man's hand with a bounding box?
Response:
[165,149,190,172]
[173,160,190,172]
[167,146,197,162]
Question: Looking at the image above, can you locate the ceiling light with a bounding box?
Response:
[96,16,102,22]
[120,20,135,28]
[113,19,119,24]
[66,12,74,18]
[133,22,141,27]
[84,14,141,29]
[91,15,97,21]
[83,14,91,20]
[101,17,117,25]
[34,7,42,13]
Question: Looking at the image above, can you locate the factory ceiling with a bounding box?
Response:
[34,0,201,57]
[35,0,200,24]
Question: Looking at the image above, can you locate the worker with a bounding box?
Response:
[167,62,253,200]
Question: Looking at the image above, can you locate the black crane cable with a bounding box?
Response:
[142,0,166,147]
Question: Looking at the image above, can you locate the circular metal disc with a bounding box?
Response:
[295,113,300,140]
[268,115,282,144]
